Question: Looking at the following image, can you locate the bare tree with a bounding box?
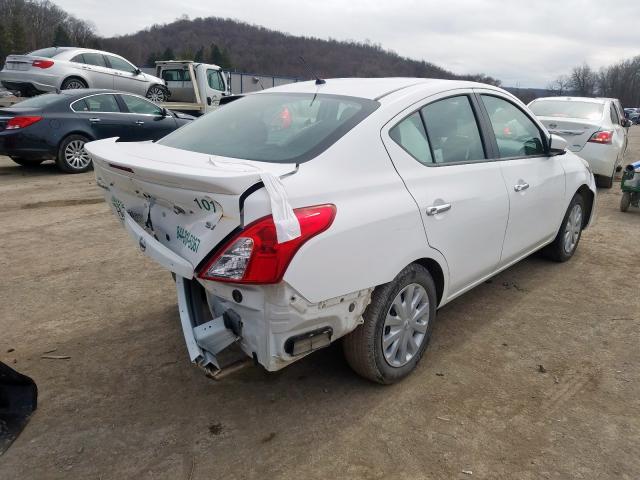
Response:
[569,64,597,97]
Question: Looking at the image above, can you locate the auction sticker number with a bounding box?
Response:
[194,197,216,212]
[176,226,200,253]
[111,196,125,221]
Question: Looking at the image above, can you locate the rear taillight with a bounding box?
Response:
[198,204,336,284]
[588,130,613,144]
[6,116,43,130]
[32,59,54,69]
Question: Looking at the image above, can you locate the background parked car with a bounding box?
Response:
[0,47,169,101]
[624,108,640,124]
[0,89,194,173]
[528,96,629,187]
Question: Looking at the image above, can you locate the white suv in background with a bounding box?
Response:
[87,78,596,384]
[0,47,168,101]
[529,96,630,187]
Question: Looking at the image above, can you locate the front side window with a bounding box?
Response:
[421,96,485,164]
[159,93,379,163]
[120,95,162,115]
[106,55,137,74]
[389,112,432,165]
[75,94,120,113]
[481,95,544,158]
[207,70,224,91]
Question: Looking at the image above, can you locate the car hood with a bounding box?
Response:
[141,72,164,85]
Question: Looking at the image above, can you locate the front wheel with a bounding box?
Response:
[146,85,168,103]
[543,193,585,262]
[56,134,92,173]
[343,264,437,384]
[620,192,631,212]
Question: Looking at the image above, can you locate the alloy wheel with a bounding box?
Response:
[63,80,86,89]
[563,203,583,254]
[147,87,166,102]
[64,140,91,170]
[382,283,430,368]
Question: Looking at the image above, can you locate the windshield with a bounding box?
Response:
[29,47,67,58]
[158,93,379,163]
[11,94,61,109]
[529,100,604,121]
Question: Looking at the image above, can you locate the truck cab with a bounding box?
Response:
[155,61,229,115]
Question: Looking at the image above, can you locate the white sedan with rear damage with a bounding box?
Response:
[86,78,596,384]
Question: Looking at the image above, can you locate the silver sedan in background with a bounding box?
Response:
[0,47,169,101]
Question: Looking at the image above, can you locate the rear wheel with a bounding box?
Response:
[146,85,167,102]
[61,77,87,90]
[620,192,631,212]
[56,134,92,173]
[9,156,43,167]
[343,264,437,384]
[543,193,585,262]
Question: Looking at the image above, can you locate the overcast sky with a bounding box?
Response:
[54,0,640,88]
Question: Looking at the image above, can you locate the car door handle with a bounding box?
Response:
[135,120,145,125]
[426,203,451,216]
[89,118,101,123]
[514,182,530,192]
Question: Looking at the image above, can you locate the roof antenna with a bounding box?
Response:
[298,56,325,85]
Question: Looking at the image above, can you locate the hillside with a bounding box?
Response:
[101,17,501,84]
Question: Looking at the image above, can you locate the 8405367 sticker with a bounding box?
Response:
[176,226,200,253]
[111,196,126,221]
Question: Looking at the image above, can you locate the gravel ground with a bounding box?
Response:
[0,130,639,479]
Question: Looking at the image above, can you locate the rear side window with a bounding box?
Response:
[120,95,162,115]
[71,54,85,64]
[162,69,183,82]
[75,94,120,113]
[610,104,619,124]
[158,93,379,163]
[421,96,485,164]
[389,112,432,165]
[83,53,108,68]
[481,95,545,158]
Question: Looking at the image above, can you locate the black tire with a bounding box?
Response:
[56,134,92,173]
[620,192,631,212]
[146,85,168,103]
[343,264,437,384]
[9,156,43,167]
[61,77,88,90]
[542,193,585,262]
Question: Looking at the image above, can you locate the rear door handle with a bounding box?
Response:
[426,203,451,216]
[514,182,530,192]
[135,120,145,126]
[89,118,101,123]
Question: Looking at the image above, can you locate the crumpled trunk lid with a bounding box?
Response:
[86,138,297,271]
[537,116,602,152]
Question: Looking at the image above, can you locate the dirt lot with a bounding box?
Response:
[1,131,639,480]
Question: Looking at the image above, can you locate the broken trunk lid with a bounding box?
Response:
[85,138,298,269]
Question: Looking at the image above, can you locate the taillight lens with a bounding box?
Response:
[198,204,336,284]
[32,59,54,69]
[588,130,613,144]
[6,116,43,130]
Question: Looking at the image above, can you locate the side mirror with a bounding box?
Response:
[135,68,142,75]
[548,133,567,156]
[622,118,632,128]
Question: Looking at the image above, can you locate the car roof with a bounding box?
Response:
[59,88,120,97]
[533,96,607,104]
[262,77,487,101]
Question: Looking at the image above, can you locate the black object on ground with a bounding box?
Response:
[0,362,37,455]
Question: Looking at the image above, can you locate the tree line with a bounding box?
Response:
[0,0,100,63]
[144,43,233,69]
[550,57,640,107]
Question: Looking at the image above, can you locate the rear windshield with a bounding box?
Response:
[158,93,379,163]
[29,47,67,58]
[11,93,61,109]
[529,100,604,121]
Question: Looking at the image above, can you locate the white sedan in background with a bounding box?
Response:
[529,96,630,187]
[86,78,596,384]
